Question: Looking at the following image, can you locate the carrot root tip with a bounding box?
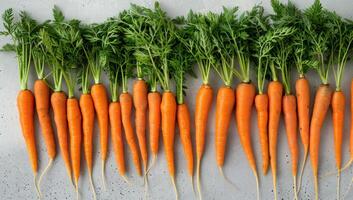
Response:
[75,180,80,200]
[336,170,341,200]
[254,170,260,200]
[191,176,196,196]
[272,172,278,200]
[343,175,353,199]
[171,175,178,200]
[146,155,157,176]
[38,159,53,196]
[297,150,308,195]
[314,175,318,200]
[122,175,131,186]
[34,173,41,198]
[196,159,202,200]
[218,167,238,190]
[88,172,96,200]
[293,176,298,200]
[101,161,107,191]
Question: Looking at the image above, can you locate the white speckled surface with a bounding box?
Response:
[0,0,353,199]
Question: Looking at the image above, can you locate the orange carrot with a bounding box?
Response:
[133,79,148,172]
[177,103,194,177]
[215,86,235,168]
[109,101,127,180]
[255,93,269,175]
[268,80,283,200]
[148,91,161,168]
[295,77,310,192]
[310,84,332,200]
[67,98,82,195]
[195,84,213,197]
[80,93,96,198]
[35,80,56,188]
[161,92,177,194]
[283,94,299,199]
[350,79,353,164]
[120,92,142,175]
[91,83,109,187]
[51,92,72,181]
[18,89,39,194]
[235,83,259,195]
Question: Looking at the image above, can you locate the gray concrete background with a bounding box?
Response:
[0,0,353,199]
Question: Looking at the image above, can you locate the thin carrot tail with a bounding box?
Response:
[272,171,277,200]
[196,159,202,200]
[191,175,195,196]
[254,170,260,200]
[314,175,318,200]
[297,149,308,195]
[171,175,178,200]
[340,159,353,173]
[143,165,149,199]
[122,175,131,186]
[75,180,80,200]
[38,159,53,195]
[88,171,96,200]
[101,160,107,191]
[337,170,341,200]
[34,173,41,198]
[343,175,353,199]
[218,167,238,190]
[146,154,157,176]
[293,176,298,200]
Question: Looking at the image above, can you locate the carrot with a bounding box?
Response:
[215,86,235,168]
[235,83,259,195]
[195,84,213,197]
[177,103,194,179]
[147,91,161,169]
[91,83,109,187]
[255,93,269,175]
[18,90,40,194]
[120,92,142,176]
[282,95,299,200]
[35,80,56,188]
[133,79,149,172]
[161,92,178,196]
[67,98,82,198]
[349,79,353,166]
[80,93,96,199]
[51,92,72,181]
[109,101,127,181]
[309,84,332,200]
[268,80,283,200]
[295,77,310,192]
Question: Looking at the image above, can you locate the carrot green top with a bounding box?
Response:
[1,9,36,90]
[39,6,84,98]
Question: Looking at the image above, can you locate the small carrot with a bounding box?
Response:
[235,83,259,196]
[295,77,310,192]
[91,83,109,187]
[161,92,178,196]
[215,86,235,169]
[147,91,161,169]
[67,97,82,198]
[268,80,283,200]
[35,80,56,188]
[348,79,353,166]
[120,92,142,176]
[79,65,96,199]
[309,84,332,200]
[133,79,149,173]
[283,95,299,200]
[255,93,269,175]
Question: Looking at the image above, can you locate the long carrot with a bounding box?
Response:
[295,77,310,192]
[215,87,235,169]
[177,103,194,180]
[161,92,178,196]
[283,95,299,200]
[109,101,127,180]
[195,84,213,197]
[35,80,56,188]
[235,83,259,196]
[349,79,353,166]
[310,84,332,200]
[91,83,109,187]
[133,79,148,173]
[147,91,161,169]
[268,80,283,200]
[67,98,82,199]
[80,93,96,199]
[255,94,269,175]
[120,92,142,176]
